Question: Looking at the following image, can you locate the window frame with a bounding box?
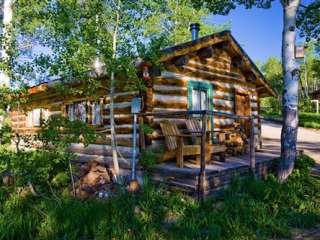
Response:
[92,102,102,126]
[187,80,215,141]
[26,108,49,128]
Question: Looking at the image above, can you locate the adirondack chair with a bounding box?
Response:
[185,119,226,162]
[160,120,213,168]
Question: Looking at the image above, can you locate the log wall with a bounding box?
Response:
[10,91,140,168]
[149,49,262,147]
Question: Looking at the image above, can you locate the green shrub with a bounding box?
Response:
[299,97,314,113]
[299,112,320,129]
[262,111,320,129]
[37,115,96,150]
[139,148,163,170]
[0,124,12,145]
[0,148,72,194]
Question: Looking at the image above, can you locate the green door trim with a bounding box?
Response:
[187,80,214,141]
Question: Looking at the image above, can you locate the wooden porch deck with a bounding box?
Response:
[150,145,280,196]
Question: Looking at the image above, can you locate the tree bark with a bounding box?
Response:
[278,0,301,182]
[0,0,13,87]
[109,0,121,176]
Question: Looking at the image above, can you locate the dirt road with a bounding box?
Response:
[262,121,320,163]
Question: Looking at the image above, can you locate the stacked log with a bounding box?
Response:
[74,160,115,199]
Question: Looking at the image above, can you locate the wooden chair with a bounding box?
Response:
[160,120,213,168]
[185,119,226,162]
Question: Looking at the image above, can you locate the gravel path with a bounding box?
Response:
[262,121,320,163]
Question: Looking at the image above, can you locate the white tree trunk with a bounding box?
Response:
[109,1,121,176]
[0,0,13,87]
[278,0,301,182]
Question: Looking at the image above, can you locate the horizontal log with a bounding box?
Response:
[214,95,234,101]
[154,93,187,104]
[214,104,234,113]
[11,116,26,122]
[187,60,244,80]
[103,107,131,115]
[73,153,131,169]
[153,84,188,96]
[181,65,246,83]
[103,114,132,125]
[213,99,234,108]
[98,124,134,134]
[215,90,234,98]
[104,102,131,110]
[69,143,135,158]
[94,136,135,147]
[49,111,62,116]
[153,76,187,87]
[104,94,137,105]
[153,97,188,109]
[153,107,186,112]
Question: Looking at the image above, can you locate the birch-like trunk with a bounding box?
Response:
[0,0,13,87]
[278,0,301,182]
[109,1,120,176]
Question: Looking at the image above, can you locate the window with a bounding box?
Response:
[188,80,214,141]
[191,89,209,111]
[67,101,102,125]
[26,108,49,127]
[67,102,86,122]
[188,81,212,112]
[92,103,101,125]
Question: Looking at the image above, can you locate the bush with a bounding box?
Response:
[37,115,96,150]
[0,124,12,145]
[299,97,314,113]
[299,112,320,129]
[139,148,163,170]
[0,148,72,194]
[261,111,320,129]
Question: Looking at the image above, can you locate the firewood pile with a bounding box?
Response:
[74,160,116,199]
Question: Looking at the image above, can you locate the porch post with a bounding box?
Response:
[198,111,207,201]
[257,97,262,150]
[249,117,256,175]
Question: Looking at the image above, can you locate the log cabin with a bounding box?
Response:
[9,24,277,172]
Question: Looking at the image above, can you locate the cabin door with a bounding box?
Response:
[235,92,251,136]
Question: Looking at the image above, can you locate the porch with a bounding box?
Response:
[150,144,279,197]
[136,110,279,199]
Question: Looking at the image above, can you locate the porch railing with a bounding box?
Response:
[135,110,258,201]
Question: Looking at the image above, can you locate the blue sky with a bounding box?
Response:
[207,1,308,63]
[208,2,283,63]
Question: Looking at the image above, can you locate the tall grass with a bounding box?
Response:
[0,155,319,240]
